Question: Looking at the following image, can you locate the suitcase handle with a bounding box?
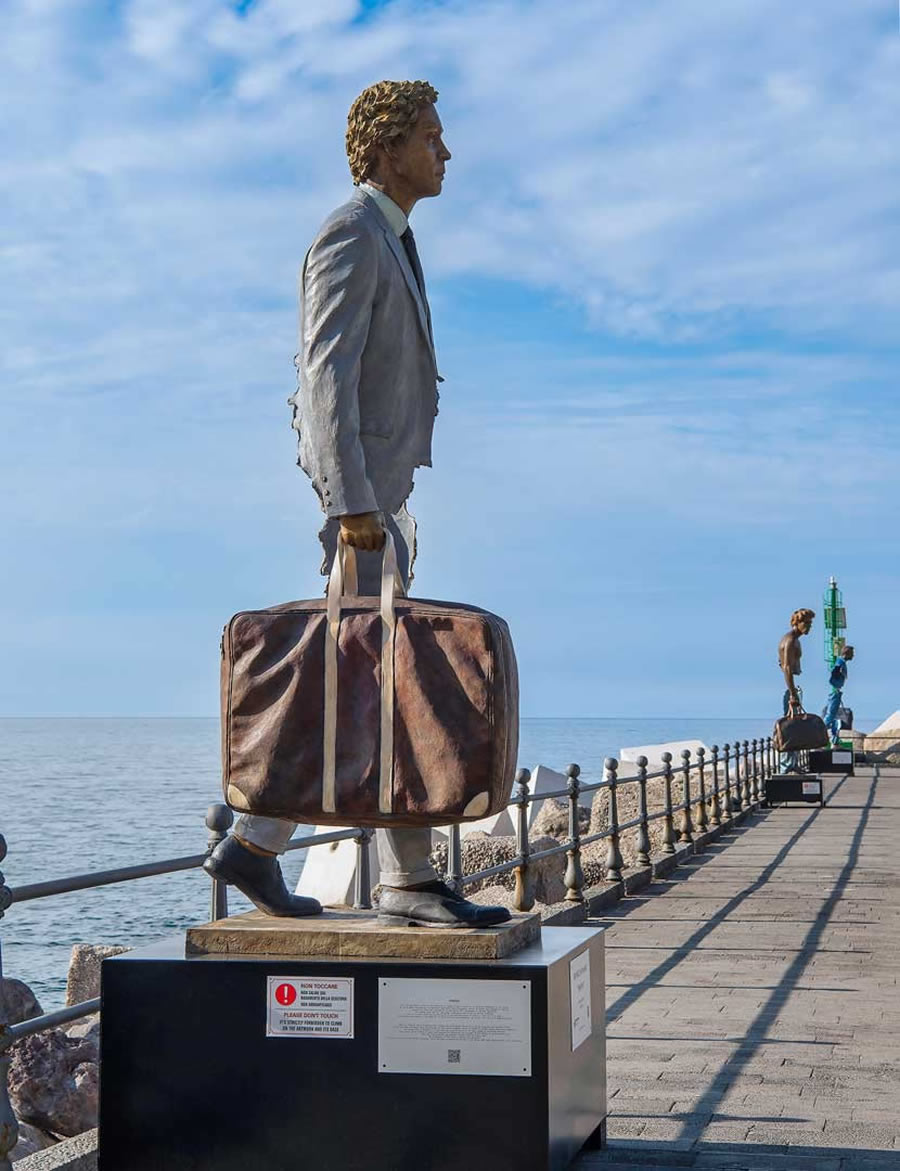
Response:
[328,530,406,605]
[322,531,402,817]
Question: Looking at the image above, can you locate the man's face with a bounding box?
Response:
[845,647,855,661]
[392,104,451,199]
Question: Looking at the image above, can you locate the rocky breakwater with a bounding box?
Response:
[428,769,720,913]
[2,945,129,1162]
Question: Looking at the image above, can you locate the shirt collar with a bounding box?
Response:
[359,182,409,237]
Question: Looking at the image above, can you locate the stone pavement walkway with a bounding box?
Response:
[576,764,900,1171]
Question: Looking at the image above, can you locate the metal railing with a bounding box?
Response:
[0,734,776,1169]
[452,735,776,910]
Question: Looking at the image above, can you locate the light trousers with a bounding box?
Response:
[824,687,843,744]
[233,508,438,889]
[779,688,800,773]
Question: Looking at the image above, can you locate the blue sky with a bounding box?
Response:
[1,0,898,720]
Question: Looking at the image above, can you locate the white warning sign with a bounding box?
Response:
[266,977,354,1039]
[802,781,821,796]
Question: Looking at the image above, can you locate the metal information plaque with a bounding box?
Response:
[378,977,532,1077]
[569,949,592,1051]
[266,976,354,1039]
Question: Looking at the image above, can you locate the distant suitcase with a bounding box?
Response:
[773,709,829,753]
[221,534,519,827]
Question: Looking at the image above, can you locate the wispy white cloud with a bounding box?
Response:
[1,0,898,715]
[3,0,899,367]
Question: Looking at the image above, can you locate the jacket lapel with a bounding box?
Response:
[353,190,437,371]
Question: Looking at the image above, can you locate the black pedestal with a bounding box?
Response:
[99,927,606,1171]
[808,747,855,775]
[766,773,824,806]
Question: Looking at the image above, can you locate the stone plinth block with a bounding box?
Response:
[185,908,541,961]
[101,929,606,1171]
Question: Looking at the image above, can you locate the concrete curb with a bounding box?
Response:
[15,1130,97,1171]
[581,805,761,917]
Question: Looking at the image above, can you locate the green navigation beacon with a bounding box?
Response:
[823,576,847,669]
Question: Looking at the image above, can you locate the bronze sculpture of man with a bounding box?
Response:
[206,80,509,929]
[777,608,815,773]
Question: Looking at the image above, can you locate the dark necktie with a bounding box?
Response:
[400,226,433,343]
[400,227,425,298]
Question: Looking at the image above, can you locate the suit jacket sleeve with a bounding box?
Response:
[299,215,379,518]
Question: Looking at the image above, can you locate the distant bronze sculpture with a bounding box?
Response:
[777,608,815,773]
[206,80,510,929]
[824,645,855,746]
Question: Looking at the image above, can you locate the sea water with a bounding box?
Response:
[1,716,782,1008]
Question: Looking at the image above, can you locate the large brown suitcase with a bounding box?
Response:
[221,535,519,827]
[773,709,829,752]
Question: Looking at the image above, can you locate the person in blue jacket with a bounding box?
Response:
[824,646,855,746]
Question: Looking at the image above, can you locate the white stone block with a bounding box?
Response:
[294,826,380,907]
[526,764,571,828]
[871,710,900,735]
[620,740,710,774]
[432,764,570,841]
[431,809,514,840]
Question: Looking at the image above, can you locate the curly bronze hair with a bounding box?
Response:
[790,608,815,630]
[346,80,439,185]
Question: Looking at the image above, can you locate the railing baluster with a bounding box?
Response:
[0,834,18,1171]
[679,749,695,843]
[751,739,760,803]
[205,803,233,922]
[564,764,585,903]
[661,751,676,855]
[447,823,463,894]
[513,769,535,912]
[696,747,709,832]
[710,745,722,827]
[732,741,741,810]
[743,740,752,809]
[722,743,733,822]
[605,758,624,882]
[635,755,651,867]
[353,828,374,910]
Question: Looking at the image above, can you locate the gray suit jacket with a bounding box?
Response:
[290,189,441,519]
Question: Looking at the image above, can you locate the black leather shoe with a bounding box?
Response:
[378,881,511,928]
[203,836,322,918]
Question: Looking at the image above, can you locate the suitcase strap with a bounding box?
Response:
[322,532,404,816]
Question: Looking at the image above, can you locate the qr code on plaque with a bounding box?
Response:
[447,1049,461,1064]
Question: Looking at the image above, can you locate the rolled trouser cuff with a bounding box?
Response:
[233,814,297,855]
[376,826,438,888]
[379,863,440,889]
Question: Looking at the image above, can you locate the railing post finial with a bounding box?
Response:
[605,758,624,883]
[564,764,585,904]
[710,745,722,827]
[661,751,676,855]
[635,755,651,867]
[353,828,374,909]
[205,803,233,922]
[696,746,709,832]
[722,742,733,821]
[679,749,695,843]
[513,768,535,912]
